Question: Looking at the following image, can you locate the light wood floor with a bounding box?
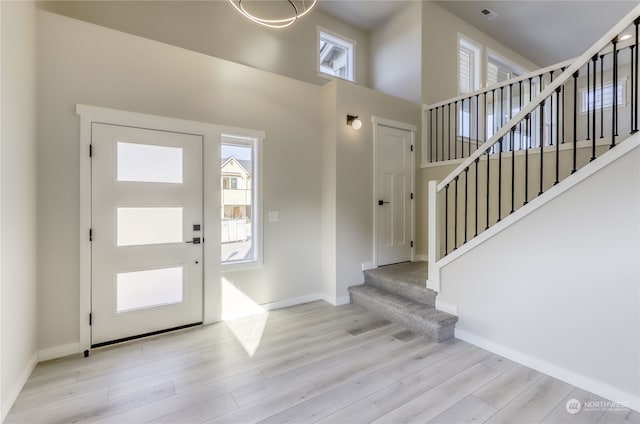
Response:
[6,301,639,424]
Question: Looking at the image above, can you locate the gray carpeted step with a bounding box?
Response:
[364,263,436,307]
[348,284,457,343]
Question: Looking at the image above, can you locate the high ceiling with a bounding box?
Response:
[317,0,639,67]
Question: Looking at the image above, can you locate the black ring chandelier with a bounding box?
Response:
[228,0,318,29]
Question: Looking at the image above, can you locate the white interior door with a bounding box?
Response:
[375,124,414,266]
[91,123,203,346]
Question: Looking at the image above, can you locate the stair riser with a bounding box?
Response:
[364,274,436,307]
[350,291,454,343]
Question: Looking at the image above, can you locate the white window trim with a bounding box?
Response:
[221,134,263,272]
[486,48,528,87]
[458,34,482,94]
[317,26,356,83]
[579,77,627,114]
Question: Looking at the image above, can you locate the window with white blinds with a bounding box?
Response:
[580,80,625,113]
[487,54,522,86]
[458,37,481,94]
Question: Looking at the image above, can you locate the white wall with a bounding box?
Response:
[38,0,371,88]
[36,11,325,351]
[370,1,422,104]
[421,0,539,105]
[330,79,421,299]
[438,141,640,410]
[1,1,38,420]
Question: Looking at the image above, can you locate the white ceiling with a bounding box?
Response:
[317,0,639,67]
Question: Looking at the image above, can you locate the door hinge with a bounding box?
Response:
[89,228,93,242]
[410,241,414,248]
[410,145,414,152]
[89,313,92,326]
[410,192,414,200]
[89,144,93,157]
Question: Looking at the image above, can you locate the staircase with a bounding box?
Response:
[348,262,457,342]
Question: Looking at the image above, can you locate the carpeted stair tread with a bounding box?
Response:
[364,262,436,307]
[348,284,457,342]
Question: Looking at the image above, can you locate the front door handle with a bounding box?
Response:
[186,237,201,244]
[378,200,390,206]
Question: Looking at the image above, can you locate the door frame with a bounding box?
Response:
[372,116,417,267]
[77,104,264,353]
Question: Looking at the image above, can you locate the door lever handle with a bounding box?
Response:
[186,237,201,244]
[378,200,390,206]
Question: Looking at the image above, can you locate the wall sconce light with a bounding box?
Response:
[347,115,362,130]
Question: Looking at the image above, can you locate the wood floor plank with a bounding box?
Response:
[256,371,395,424]
[427,394,497,424]
[368,345,492,414]
[5,302,630,424]
[371,363,500,424]
[484,375,574,424]
[473,364,544,409]
[315,398,386,424]
[540,387,609,424]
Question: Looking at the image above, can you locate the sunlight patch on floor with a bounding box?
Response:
[221,277,268,356]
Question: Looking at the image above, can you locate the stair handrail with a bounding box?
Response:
[435,3,640,192]
[424,58,573,112]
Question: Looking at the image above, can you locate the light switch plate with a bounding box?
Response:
[268,211,279,222]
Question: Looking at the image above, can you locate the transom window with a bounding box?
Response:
[581,80,626,113]
[318,28,355,82]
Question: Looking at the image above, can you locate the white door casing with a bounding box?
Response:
[91,123,203,345]
[373,118,416,266]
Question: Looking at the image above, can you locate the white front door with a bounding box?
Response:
[375,123,414,266]
[91,123,203,346]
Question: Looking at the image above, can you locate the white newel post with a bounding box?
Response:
[427,180,440,292]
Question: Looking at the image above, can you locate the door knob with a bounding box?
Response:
[186,237,201,244]
[378,200,390,206]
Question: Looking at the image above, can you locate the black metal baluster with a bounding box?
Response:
[612,36,619,148]
[429,109,433,162]
[454,101,458,159]
[442,105,446,160]
[600,55,604,138]
[474,157,479,237]
[519,80,523,150]
[635,18,639,133]
[484,92,488,144]
[555,87,561,185]
[592,55,597,161]
[464,167,469,243]
[538,75,543,148]
[562,67,566,144]
[435,107,439,162]
[486,149,490,230]
[549,71,554,146]
[631,46,636,134]
[454,176,459,249]
[586,57,591,141]
[497,137,503,222]
[445,185,449,254]
[468,97,472,155]
[462,98,466,158]
[539,100,545,196]
[524,114,530,205]
[572,71,579,173]
[492,89,496,144]
[510,127,516,214]
[448,103,451,160]
[476,94,480,150]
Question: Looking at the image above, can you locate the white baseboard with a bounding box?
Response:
[1,352,38,422]
[455,328,640,413]
[38,342,82,362]
[318,293,350,306]
[260,293,330,311]
[415,254,428,262]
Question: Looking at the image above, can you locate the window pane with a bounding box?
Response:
[116,267,183,312]
[221,142,254,263]
[319,31,354,81]
[117,207,183,246]
[117,142,183,183]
